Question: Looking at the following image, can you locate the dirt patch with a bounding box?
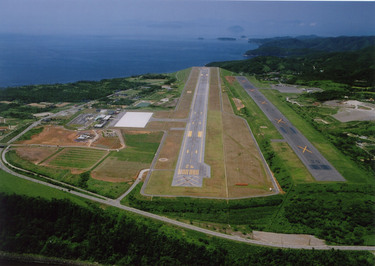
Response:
[252,231,326,246]
[225,76,236,84]
[92,131,122,149]
[56,102,70,107]
[14,146,58,164]
[28,103,48,108]
[18,126,90,146]
[232,98,245,110]
[333,109,375,122]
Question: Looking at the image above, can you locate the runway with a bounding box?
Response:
[236,76,345,182]
[172,68,211,187]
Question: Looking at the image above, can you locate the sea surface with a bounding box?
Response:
[0,35,256,88]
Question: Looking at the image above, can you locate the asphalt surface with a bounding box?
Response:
[172,67,211,187]
[236,76,345,182]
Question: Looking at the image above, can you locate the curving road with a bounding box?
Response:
[1,147,374,251]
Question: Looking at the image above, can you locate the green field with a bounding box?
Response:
[111,131,163,163]
[271,142,314,183]
[0,169,89,207]
[48,148,107,169]
[221,69,282,141]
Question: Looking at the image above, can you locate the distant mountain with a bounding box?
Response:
[207,46,375,87]
[245,36,375,57]
[248,35,319,45]
[217,37,236,41]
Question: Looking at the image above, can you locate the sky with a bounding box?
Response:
[0,0,374,39]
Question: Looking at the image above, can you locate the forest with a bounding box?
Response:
[207,46,375,88]
[1,193,374,265]
[246,35,375,56]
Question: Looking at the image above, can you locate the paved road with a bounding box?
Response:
[7,103,87,144]
[1,147,374,251]
[116,168,149,202]
[172,67,211,187]
[236,77,345,182]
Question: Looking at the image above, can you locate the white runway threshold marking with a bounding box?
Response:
[114,112,153,128]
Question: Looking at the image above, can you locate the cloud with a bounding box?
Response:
[310,22,317,27]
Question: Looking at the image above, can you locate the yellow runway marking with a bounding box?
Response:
[187,149,189,153]
[198,131,203,138]
[188,131,192,137]
[298,145,313,154]
[195,150,198,154]
[189,169,199,175]
[190,165,194,168]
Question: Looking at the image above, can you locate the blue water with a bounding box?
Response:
[0,35,256,88]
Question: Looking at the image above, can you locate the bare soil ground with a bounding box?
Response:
[91,157,149,182]
[225,76,236,84]
[18,125,122,149]
[14,146,58,164]
[19,126,90,147]
[324,100,375,122]
[252,231,326,246]
[232,98,245,110]
[55,102,70,107]
[92,134,122,149]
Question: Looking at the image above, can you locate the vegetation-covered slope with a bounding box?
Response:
[246,36,375,56]
[1,194,374,265]
[208,46,375,87]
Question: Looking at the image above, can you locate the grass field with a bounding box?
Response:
[220,70,282,141]
[260,89,372,184]
[0,169,89,207]
[271,142,314,183]
[47,148,107,169]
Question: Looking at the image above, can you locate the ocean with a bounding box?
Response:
[0,35,256,88]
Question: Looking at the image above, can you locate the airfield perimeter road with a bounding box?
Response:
[2,148,374,251]
[172,67,211,187]
[236,77,345,182]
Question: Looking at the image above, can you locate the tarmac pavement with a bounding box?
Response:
[236,76,345,182]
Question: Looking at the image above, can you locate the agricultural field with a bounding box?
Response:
[45,148,107,170]
[92,131,162,182]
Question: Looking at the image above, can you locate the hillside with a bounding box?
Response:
[208,46,375,87]
[246,36,375,57]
